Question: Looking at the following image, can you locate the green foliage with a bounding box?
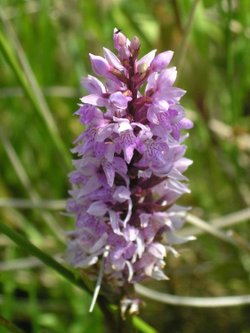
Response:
[0,0,250,332]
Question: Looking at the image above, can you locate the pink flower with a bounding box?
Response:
[67,28,194,310]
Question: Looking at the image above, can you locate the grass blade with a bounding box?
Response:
[175,0,200,70]
[0,16,70,169]
[0,130,65,243]
[0,198,66,210]
[135,284,250,307]
[0,219,90,294]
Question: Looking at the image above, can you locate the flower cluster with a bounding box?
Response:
[66,29,193,289]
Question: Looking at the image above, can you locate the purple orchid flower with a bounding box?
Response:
[66,28,194,312]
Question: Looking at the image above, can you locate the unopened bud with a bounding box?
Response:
[89,54,110,76]
[113,28,127,50]
[130,36,140,52]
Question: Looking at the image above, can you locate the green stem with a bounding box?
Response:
[97,297,118,333]
[120,315,137,333]
[0,220,90,294]
[133,316,157,333]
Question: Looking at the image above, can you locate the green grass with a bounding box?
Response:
[0,0,250,332]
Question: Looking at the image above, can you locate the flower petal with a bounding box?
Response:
[81,75,106,94]
[103,47,124,70]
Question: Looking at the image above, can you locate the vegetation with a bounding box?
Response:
[0,0,250,332]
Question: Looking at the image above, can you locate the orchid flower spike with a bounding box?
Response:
[66,28,194,312]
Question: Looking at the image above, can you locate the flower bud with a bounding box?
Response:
[130,36,140,52]
[113,28,127,50]
[89,54,111,76]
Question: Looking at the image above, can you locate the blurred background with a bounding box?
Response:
[0,0,250,332]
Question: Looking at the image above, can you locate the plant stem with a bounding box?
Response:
[97,296,118,333]
[118,312,135,333]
